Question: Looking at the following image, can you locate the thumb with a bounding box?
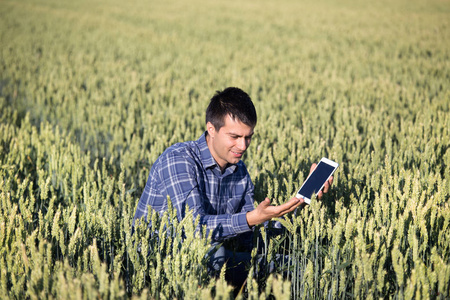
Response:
[261,197,271,207]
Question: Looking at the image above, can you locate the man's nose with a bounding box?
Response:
[238,138,249,150]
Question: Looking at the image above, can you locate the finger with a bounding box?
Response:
[317,191,324,199]
[276,197,303,215]
[322,181,330,194]
[272,200,298,215]
[283,199,303,214]
[309,163,317,175]
[322,176,334,194]
[328,176,334,186]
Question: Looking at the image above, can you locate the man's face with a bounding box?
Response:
[206,115,254,170]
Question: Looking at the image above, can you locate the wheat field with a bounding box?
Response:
[1,0,449,298]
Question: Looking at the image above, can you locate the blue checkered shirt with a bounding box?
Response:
[133,132,255,242]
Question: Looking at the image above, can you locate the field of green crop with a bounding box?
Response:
[1,0,449,298]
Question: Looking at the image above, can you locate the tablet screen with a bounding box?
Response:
[298,162,335,199]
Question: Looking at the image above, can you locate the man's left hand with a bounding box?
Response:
[309,163,334,199]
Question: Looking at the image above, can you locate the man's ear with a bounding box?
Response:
[206,122,216,138]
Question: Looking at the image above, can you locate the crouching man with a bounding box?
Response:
[133,87,333,289]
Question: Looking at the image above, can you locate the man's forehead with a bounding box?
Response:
[221,115,254,135]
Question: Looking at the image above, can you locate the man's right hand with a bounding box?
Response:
[246,197,304,227]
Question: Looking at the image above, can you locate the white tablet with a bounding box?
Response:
[295,157,339,204]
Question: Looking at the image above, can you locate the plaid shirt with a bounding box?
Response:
[133,132,255,242]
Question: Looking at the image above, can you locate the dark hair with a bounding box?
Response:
[205,87,257,130]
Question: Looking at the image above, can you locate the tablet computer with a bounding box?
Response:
[295,157,338,204]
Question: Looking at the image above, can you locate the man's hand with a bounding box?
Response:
[309,163,334,199]
[246,163,335,227]
[246,197,304,227]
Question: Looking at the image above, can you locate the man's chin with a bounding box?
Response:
[229,156,243,165]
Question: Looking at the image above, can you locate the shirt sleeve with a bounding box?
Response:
[197,184,254,241]
[158,152,253,242]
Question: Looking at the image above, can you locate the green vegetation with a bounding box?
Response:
[1,0,449,298]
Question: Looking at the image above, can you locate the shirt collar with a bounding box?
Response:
[197,131,238,173]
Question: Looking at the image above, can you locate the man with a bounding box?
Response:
[133,87,332,287]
